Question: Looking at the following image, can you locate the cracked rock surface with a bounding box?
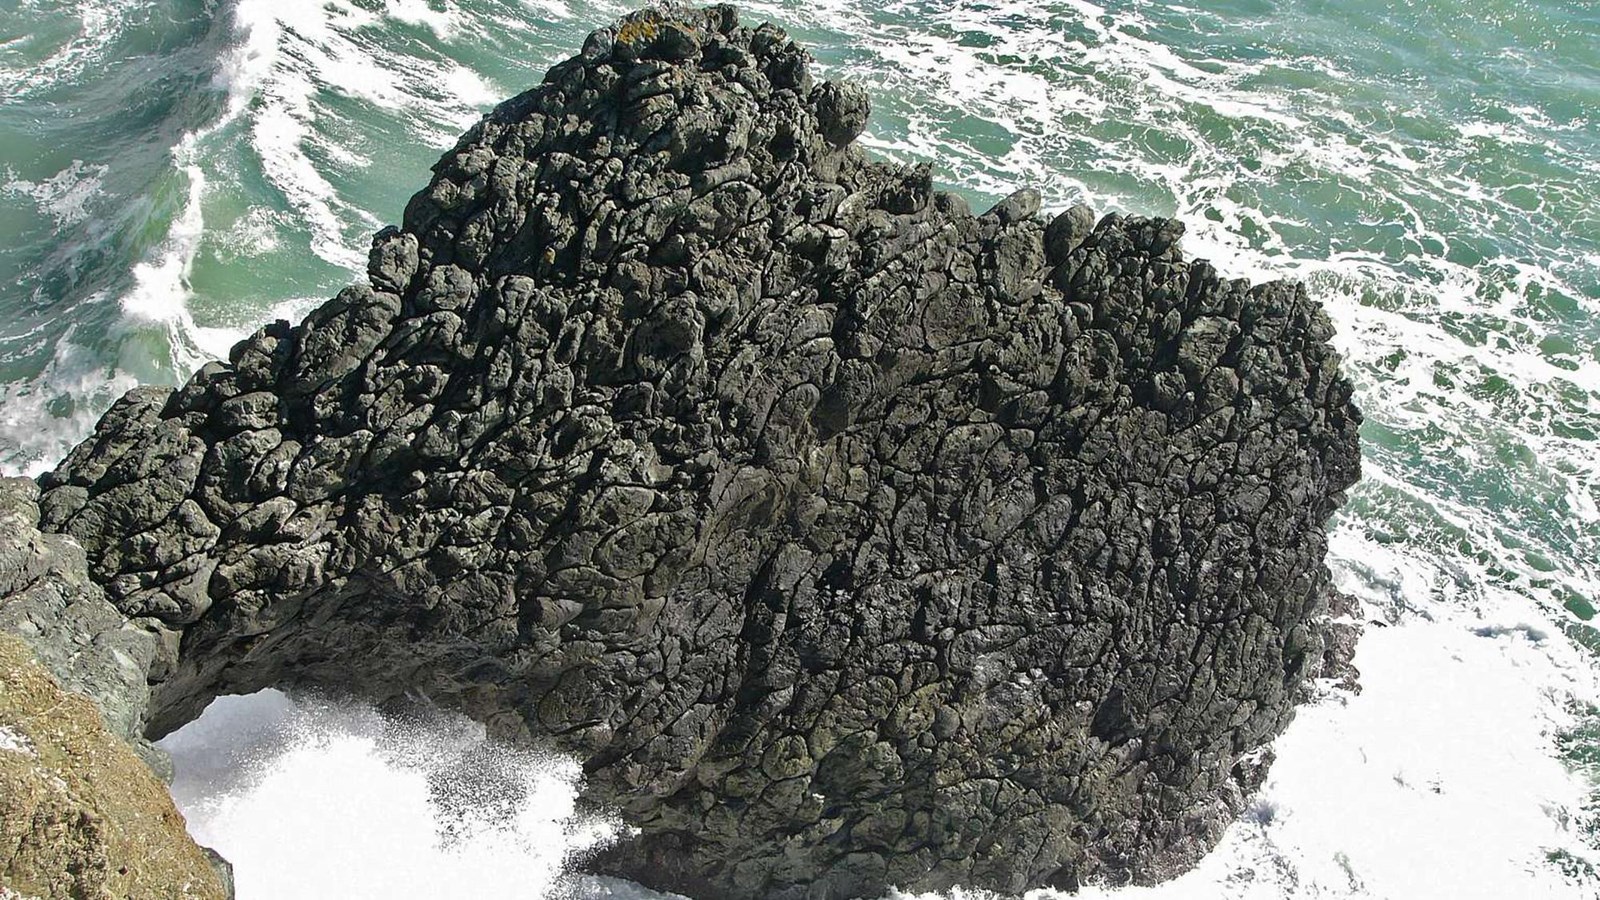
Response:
[33,6,1360,898]
[1,476,169,777]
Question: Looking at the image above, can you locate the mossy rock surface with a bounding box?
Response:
[0,634,228,900]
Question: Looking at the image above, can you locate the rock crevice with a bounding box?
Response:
[29,6,1360,898]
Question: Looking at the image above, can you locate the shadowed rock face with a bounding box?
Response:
[35,5,1360,898]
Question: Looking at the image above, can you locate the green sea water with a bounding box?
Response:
[3,0,1598,895]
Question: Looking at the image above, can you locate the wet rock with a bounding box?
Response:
[986,187,1041,224]
[1044,203,1096,262]
[29,5,1361,899]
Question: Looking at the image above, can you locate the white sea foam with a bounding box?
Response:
[189,294,325,363]
[212,206,290,261]
[1569,478,1600,526]
[386,0,465,38]
[4,0,524,472]
[2,4,287,473]
[871,533,1600,900]
[1062,530,1600,900]
[0,0,131,101]
[225,0,383,271]
[223,0,511,273]
[161,690,628,900]
[18,0,1600,896]
[0,333,140,478]
[1,159,108,228]
[116,142,213,373]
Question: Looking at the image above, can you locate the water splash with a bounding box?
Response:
[160,690,633,900]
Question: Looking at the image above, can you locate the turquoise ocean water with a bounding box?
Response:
[3,1,1598,896]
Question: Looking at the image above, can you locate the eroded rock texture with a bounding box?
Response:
[35,6,1360,897]
[1,477,168,777]
[0,478,235,896]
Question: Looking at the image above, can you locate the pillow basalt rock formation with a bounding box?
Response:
[33,5,1360,898]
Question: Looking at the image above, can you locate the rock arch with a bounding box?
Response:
[33,7,1360,898]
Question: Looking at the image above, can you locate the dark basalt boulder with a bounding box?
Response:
[33,5,1360,897]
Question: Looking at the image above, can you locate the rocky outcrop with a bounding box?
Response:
[1,477,232,897]
[0,633,229,900]
[0,478,167,776]
[29,5,1360,898]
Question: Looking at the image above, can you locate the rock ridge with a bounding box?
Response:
[28,5,1360,898]
[1,480,230,899]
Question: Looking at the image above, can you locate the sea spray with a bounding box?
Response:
[161,690,631,900]
[164,582,1600,900]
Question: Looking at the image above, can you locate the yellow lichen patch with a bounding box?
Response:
[616,12,662,47]
[0,635,227,900]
